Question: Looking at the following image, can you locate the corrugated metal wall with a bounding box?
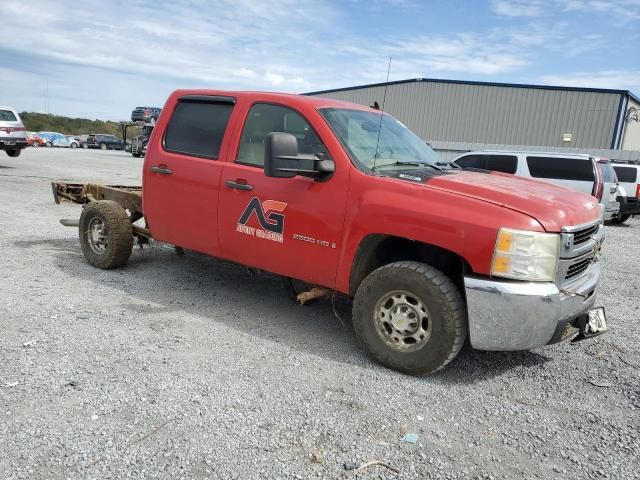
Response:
[310,81,621,149]
[622,99,640,151]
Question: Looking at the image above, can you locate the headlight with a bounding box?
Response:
[491,228,559,282]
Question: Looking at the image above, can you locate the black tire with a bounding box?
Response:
[6,149,21,158]
[70,142,77,149]
[100,143,107,150]
[352,261,466,375]
[132,153,141,158]
[79,201,133,269]
[611,214,630,224]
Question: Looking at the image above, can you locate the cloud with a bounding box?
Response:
[540,70,640,94]
[0,0,637,119]
[491,0,544,17]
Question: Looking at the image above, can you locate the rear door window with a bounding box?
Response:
[0,110,17,122]
[613,166,637,183]
[485,155,517,174]
[455,154,485,169]
[526,156,595,181]
[164,99,234,159]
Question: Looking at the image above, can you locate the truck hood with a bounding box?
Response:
[424,170,601,231]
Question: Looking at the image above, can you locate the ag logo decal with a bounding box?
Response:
[236,197,287,243]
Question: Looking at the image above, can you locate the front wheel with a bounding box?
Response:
[79,201,133,269]
[352,261,467,375]
[70,142,77,149]
[100,143,107,150]
[611,214,630,224]
[45,141,52,147]
[6,149,21,158]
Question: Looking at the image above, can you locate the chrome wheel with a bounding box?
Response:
[374,290,431,352]
[87,217,108,255]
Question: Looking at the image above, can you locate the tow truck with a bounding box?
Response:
[52,90,608,374]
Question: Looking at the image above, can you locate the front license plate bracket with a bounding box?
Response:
[571,307,608,342]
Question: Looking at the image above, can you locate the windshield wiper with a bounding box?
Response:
[372,161,444,172]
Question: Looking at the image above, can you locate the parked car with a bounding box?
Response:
[612,163,640,223]
[85,134,125,150]
[131,106,162,123]
[596,159,620,222]
[0,106,28,157]
[452,151,609,220]
[65,135,83,148]
[36,132,72,147]
[27,133,46,147]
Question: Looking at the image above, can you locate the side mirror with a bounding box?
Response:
[264,132,334,181]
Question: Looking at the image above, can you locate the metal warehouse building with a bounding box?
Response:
[306,78,640,156]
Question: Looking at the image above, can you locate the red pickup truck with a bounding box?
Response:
[53,90,607,374]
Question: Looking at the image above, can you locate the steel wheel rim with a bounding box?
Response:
[87,217,108,255]
[373,290,432,352]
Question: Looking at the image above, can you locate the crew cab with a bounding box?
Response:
[52,90,607,374]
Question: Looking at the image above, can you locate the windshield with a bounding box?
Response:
[319,108,441,171]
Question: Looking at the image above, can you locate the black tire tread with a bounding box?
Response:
[79,200,133,269]
[353,261,466,375]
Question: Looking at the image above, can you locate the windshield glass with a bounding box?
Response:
[319,108,441,170]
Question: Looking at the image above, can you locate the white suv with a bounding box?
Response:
[0,107,28,157]
[612,163,640,223]
[452,151,610,220]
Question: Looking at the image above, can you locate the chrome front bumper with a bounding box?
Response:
[464,262,601,350]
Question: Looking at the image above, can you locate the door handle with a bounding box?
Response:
[225,179,254,191]
[151,165,172,175]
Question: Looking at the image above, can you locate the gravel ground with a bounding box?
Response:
[0,148,639,480]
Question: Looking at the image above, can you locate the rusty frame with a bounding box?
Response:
[52,182,150,239]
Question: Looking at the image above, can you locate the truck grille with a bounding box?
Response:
[565,256,593,280]
[572,224,599,246]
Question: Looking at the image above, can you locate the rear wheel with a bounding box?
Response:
[352,261,466,375]
[45,141,52,147]
[71,142,77,149]
[100,143,107,150]
[82,143,88,149]
[79,201,133,269]
[6,149,21,157]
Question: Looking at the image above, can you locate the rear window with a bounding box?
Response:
[526,156,595,181]
[164,100,233,159]
[0,110,18,121]
[598,163,617,183]
[613,166,638,183]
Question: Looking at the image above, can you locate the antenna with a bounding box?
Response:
[372,57,392,172]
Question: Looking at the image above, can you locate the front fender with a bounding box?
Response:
[334,173,543,294]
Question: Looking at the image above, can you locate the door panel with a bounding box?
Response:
[143,96,237,256]
[217,101,349,288]
[218,163,349,287]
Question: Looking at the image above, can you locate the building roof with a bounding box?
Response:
[305,77,640,104]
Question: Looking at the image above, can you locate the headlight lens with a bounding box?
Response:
[491,228,559,282]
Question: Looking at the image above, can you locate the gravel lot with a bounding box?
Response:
[1,148,639,480]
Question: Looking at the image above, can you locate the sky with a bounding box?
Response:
[2,0,639,120]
